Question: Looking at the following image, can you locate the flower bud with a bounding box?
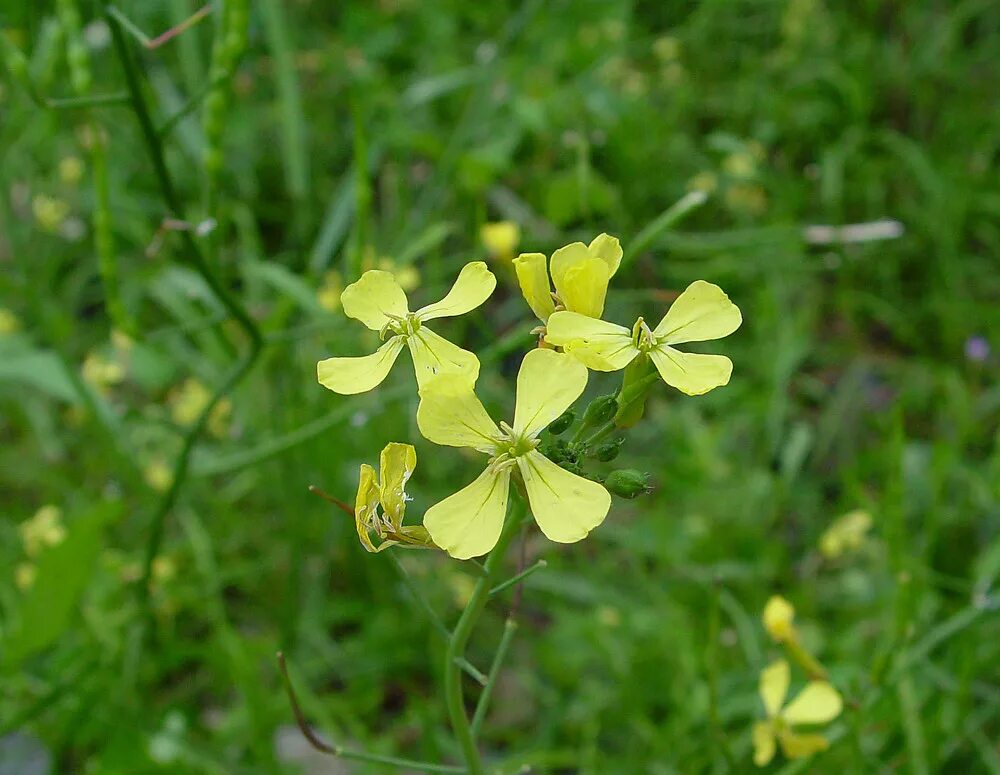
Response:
[547,409,575,435]
[583,394,617,426]
[604,469,650,499]
[594,437,624,462]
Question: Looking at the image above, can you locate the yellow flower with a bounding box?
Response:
[753,659,842,766]
[686,171,718,195]
[512,233,622,323]
[763,595,796,643]
[15,563,36,591]
[481,221,520,260]
[20,505,66,557]
[82,350,125,390]
[144,459,174,492]
[417,348,611,559]
[0,307,20,334]
[59,155,86,186]
[819,509,872,559]
[169,378,231,438]
[32,194,70,233]
[355,442,433,552]
[545,280,742,396]
[317,270,343,312]
[317,262,496,395]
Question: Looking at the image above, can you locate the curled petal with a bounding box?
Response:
[416,378,500,453]
[512,348,588,438]
[649,346,733,396]
[759,660,790,719]
[415,261,497,320]
[545,311,637,371]
[317,336,405,395]
[782,682,843,725]
[548,242,590,303]
[777,731,830,760]
[752,721,777,767]
[588,233,623,277]
[378,442,417,529]
[652,280,742,344]
[517,450,610,543]
[558,257,611,318]
[354,463,381,553]
[513,252,555,322]
[341,270,409,331]
[423,465,511,559]
[407,327,480,388]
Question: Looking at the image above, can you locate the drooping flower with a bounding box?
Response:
[417,348,611,559]
[317,262,496,395]
[819,509,872,560]
[752,660,843,766]
[354,442,433,553]
[512,233,622,323]
[544,280,742,396]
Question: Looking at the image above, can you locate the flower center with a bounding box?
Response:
[382,312,422,340]
[631,317,656,352]
[494,421,539,459]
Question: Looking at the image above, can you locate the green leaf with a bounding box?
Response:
[0,350,78,403]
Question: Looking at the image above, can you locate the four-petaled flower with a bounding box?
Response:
[317,262,496,395]
[417,348,612,559]
[544,280,742,395]
[753,659,843,766]
[355,442,433,553]
[513,233,623,322]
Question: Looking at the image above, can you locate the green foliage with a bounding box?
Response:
[1,1,998,773]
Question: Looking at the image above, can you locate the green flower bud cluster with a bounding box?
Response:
[56,0,92,95]
[203,0,250,179]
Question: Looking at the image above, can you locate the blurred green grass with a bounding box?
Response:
[1,1,998,773]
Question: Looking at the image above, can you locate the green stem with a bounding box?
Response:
[582,421,617,447]
[444,498,526,774]
[470,618,518,739]
[489,560,546,597]
[623,189,708,268]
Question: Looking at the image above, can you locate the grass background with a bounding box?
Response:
[1,0,999,772]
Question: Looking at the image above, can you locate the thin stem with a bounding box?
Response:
[623,190,708,268]
[48,93,130,108]
[277,653,465,773]
[489,560,547,597]
[444,498,526,774]
[582,421,617,448]
[470,618,518,739]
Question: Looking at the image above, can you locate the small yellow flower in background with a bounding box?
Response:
[152,555,177,584]
[0,307,20,335]
[317,262,496,395]
[111,329,134,354]
[15,562,37,590]
[354,442,434,552]
[361,249,420,293]
[20,505,66,557]
[59,155,86,186]
[686,171,718,195]
[144,458,174,492]
[32,194,71,233]
[820,509,872,560]
[513,233,622,323]
[481,221,520,261]
[652,35,681,61]
[545,280,742,396]
[82,350,125,391]
[723,151,757,179]
[317,270,343,312]
[763,595,797,644]
[169,378,231,438]
[753,659,842,766]
[417,348,611,559]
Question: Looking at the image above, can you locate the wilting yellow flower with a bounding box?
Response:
[32,194,71,233]
[763,595,796,643]
[819,509,872,559]
[417,348,611,559]
[82,350,125,390]
[753,660,842,766]
[20,505,66,557]
[317,262,496,395]
[59,155,86,186]
[144,459,174,492]
[317,270,343,312]
[355,442,433,552]
[545,280,742,396]
[513,233,622,323]
[169,378,231,438]
[15,563,36,590]
[481,221,520,261]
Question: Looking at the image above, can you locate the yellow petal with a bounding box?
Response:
[763,595,796,643]
[512,252,555,322]
[407,327,481,389]
[423,465,511,559]
[415,261,497,320]
[649,345,733,395]
[317,336,405,395]
[512,348,588,438]
[517,450,610,543]
[588,233,622,277]
[544,311,637,371]
[340,270,409,331]
[378,442,417,529]
[752,721,777,767]
[652,280,742,344]
[777,731,830,759]
[759,660,790,718]
[548,242,589,298]
[416,378,500,453]
[558,257,611,318]
[355,463,381,553]
[481,221,520,257]
[782,681,843,725]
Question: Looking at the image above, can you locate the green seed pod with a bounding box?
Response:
[547,409,575,435]
[583,394,617,426]
[604,469,651,499]
[594,437,624,462]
